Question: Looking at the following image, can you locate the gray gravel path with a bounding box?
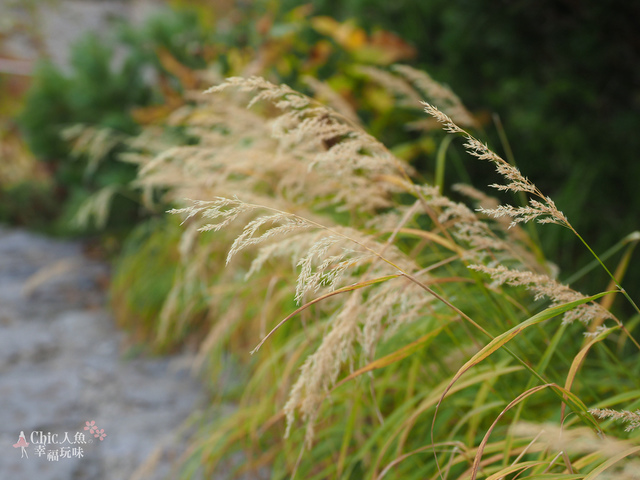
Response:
[0,226,206,479]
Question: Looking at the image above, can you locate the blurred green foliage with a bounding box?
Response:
[17,9,213,235]
[0,181,58,229]
[278,0,640,295]
[110,217,209,352]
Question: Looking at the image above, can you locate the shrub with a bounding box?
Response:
[17,9,214,235]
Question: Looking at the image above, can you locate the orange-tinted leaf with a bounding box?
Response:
[156,47,198,89]
[562,326,617,420]
[311,16,366,51]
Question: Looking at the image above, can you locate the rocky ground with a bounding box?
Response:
[0,226,207,479]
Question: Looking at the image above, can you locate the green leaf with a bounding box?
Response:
[446,291,615,402]
[433,291,616,465]
[333,324,446,389]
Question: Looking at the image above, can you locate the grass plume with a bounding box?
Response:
[120,67,640,479]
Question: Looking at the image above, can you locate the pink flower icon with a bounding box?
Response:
[94,429,107,441]
[84,420,98,435]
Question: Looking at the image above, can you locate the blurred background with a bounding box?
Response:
[1,0,639,298]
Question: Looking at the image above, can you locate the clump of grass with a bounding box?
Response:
[130,67,640,479]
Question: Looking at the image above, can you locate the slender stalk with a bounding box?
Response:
[570,227,640,351]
